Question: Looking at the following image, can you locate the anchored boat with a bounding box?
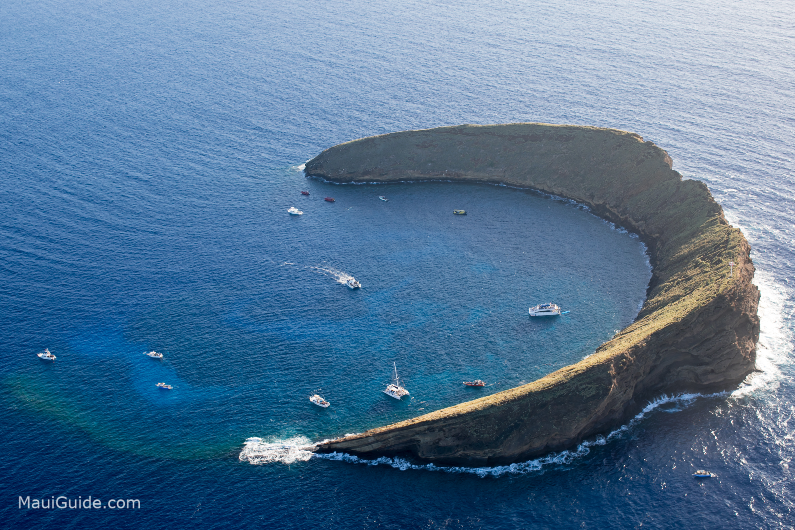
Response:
[324,197,335,202]
[453,210,466,215]
[309,394,330,408]
[693,470,716,478]
[37,348,56,361]
[463,380,485,387]
[145,351,163,359]
[529,303,562,317]
[383,362,409,399]
[288,207,303,215]
[156,382,173,390]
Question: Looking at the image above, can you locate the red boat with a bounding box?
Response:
[463,380,485,387]
[301,191,310,196]
[324,197,335,202]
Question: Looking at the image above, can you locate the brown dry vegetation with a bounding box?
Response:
[306,123,759,465]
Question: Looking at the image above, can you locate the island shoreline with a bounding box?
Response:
[304,123,760,466]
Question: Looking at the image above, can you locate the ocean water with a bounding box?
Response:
[1,0,794,528]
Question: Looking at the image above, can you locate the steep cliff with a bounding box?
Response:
[305,123,760,466]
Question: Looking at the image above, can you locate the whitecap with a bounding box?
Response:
[240,393,724,476]
[238,436,315,465]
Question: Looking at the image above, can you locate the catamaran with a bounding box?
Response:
[383,362,409,399]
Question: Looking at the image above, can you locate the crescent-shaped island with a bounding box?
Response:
[304,123,760,466]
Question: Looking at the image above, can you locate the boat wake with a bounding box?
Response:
[239,392,723,476]
[305,265,355,286]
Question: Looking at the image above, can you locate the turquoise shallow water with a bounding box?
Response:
[2,0,794,528]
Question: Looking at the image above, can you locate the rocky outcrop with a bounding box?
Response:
[305,123,760,466]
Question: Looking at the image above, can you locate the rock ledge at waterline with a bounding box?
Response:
[304,123,760,466]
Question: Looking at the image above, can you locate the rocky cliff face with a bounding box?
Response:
[305,123,760,466]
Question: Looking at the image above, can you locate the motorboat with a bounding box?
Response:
[346,278,361,289]
[156,382,173,390]
[145,351,163,359]
[301,191,310,196]
[288,207,303,215]
[324,197,335,202]
[453,210,466,215]
[309,394,330,408]
[383,362,409,400]
[37,348,56,361]
[463,380,485,387]
[529,303,562,317]
[379,196,388,201]
[693,470,716,478]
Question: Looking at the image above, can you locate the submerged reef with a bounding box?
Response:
[305,123,760,466]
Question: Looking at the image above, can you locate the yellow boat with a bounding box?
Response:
[453,210,466,215]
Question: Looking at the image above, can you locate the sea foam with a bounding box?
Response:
[239,392,724,476]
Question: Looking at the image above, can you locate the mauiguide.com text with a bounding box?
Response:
[19,496,140,510]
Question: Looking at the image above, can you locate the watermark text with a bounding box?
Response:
[19,496,140,510]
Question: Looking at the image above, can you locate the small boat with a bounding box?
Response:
[346,278,361,289]
[145,351,163,359]
[693,470,716,478]
[529,303,562,317]
[37,348,56,361]
[463,380,486,387]
[309,394,330,408]
[379,196,388,201]
[383,362,409,400]
[324,197,335,202]
[301,191,310,196]
[453,210,466,215]
[156,382,173,390]
[288,206,303,215]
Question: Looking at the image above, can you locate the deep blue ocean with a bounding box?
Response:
[2,0,794,528]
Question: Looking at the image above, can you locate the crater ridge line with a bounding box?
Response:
[305,123,760,466]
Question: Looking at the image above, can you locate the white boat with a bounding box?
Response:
[529,303,561,317]
[145,351,163,359]
[156,382,173,390]
[693,470,716,478]
[379,196,388,201]
[383,362,409,399]
[37,348,56,361]
[288,207,303,216]
[346,278,361,289]
[309,394,330,408]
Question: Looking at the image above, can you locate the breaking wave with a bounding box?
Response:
[239,392,722,476]
[239,436,315,465]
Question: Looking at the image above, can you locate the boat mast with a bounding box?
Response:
[393,362,399,387]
